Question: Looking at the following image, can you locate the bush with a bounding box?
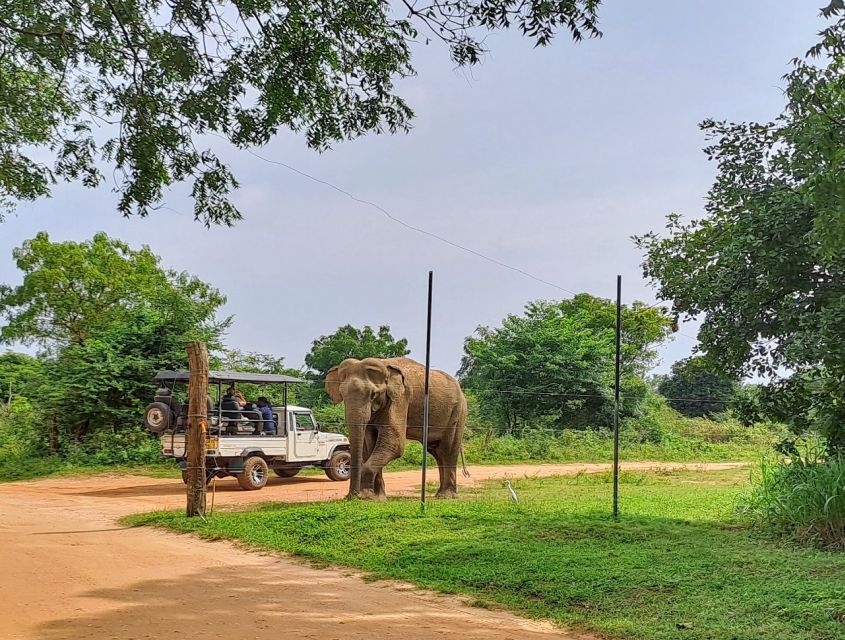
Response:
[63,427,162,466]
[0,398,47,460]
[313,403,346,435]
[738,446,845,549]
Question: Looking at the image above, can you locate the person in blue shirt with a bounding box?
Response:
[256,397,276,435]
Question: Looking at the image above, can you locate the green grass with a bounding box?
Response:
[739,454,845,549]
[128,468,845,640]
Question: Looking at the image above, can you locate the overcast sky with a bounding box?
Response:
[0,1,826,376]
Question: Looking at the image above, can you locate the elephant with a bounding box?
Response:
[325,357,467,500]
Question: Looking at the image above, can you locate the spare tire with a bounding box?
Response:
[144,401,172,433]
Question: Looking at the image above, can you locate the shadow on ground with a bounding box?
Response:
[33,561,564,640]
[71,475,333,498]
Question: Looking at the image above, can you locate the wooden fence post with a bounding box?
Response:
[185,341,209,517]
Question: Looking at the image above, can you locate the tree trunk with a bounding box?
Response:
[185,341,209,517]
[49,415,59,454]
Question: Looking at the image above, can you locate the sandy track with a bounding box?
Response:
[0,461,747,639]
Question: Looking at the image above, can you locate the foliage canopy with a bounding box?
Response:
[301,324,410,406]
[304,324,410,379]
[0,232,228,443]
[0,0,601,223]
[636,10,845,451]
[656,356,738,419]
[458,294,672,431]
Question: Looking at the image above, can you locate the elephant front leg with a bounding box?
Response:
[354,426,382,499]
[359,428,403,501]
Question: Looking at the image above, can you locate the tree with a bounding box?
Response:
[730,384,764,428]
[636,6,845,452]
[215,349,291,375]
[0,232,227,350]
[458,294,672,432]
[0,232,228,442]
[304,324,410,378]
[213,348,303,405]
[0,1,602,224]
[0,352,43,402]
[656,356,737,418]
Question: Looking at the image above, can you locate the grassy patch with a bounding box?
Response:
[738,454,845,549]
[128,468,845,640]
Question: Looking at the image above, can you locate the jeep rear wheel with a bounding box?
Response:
[273,467,301,478]
[237,456,269,490]
[325,450,351,481]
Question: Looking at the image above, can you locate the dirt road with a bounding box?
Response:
[0,462,747,639]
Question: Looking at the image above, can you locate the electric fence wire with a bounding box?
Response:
[313,380,734,403]
[241,149,713,344]
[164,143,710,345]
[243,148,581,296]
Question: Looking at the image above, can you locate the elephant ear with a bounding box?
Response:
[325,366,344,404]
[385,365,407,403]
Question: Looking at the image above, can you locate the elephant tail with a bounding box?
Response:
[460,446,471,478]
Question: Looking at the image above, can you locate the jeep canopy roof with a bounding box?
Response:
[154,370,306,385]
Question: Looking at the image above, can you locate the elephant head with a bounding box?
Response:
[325,358,407,496]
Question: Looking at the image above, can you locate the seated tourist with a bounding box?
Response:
[221,388,242,434]
[256,397,276,435]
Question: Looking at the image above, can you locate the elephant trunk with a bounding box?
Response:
[345,404,369,497]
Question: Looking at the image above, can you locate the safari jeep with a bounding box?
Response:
[144,370,350,490]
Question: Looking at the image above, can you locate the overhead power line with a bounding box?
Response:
[244,148,699,345]
[245,148,579,296]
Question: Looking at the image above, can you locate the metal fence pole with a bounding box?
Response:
[421,271,433,512]
[613,275,622,520]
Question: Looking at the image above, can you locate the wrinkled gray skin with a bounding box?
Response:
[325,357,467,500]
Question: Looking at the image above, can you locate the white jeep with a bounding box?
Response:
[145,370,350,491]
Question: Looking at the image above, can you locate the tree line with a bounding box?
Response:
[0,231,762,466]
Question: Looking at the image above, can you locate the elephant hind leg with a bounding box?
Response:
[431,442,459,499]
[374,468,386,499]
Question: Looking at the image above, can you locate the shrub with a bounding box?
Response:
[738,446,845,549]
[63,428,162,466]
[313,403,346,435]
[0,397,47,459]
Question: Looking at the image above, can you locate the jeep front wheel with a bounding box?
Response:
[325,450,351,481]
[237,456,269,490]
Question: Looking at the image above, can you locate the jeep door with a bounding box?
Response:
[292,412,320,459]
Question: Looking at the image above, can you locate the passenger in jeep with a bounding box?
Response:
[221,388,242,434]
[256,397,276,435]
